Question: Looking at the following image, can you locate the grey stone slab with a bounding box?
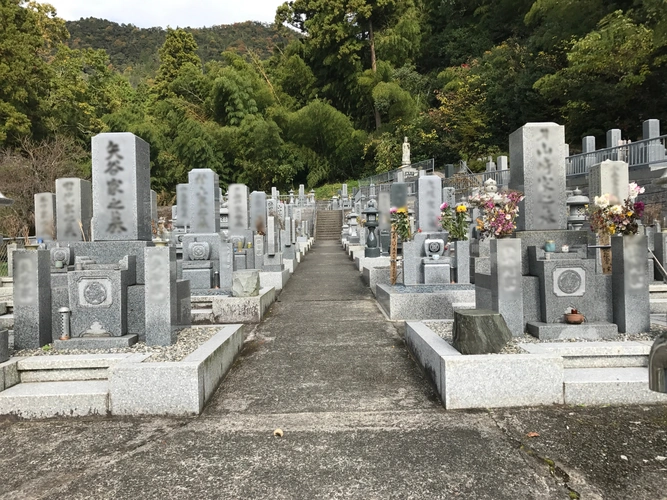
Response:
[522,276,541,323]
[232,270,260,297]
[176,279,191,327]
[259,269,290,292]
[188,168,220,234]
[509,123,567,231]
[423,261,450,285]
[56,178,92,241]
[227,183,249,231]
[20,368,110,383]
[453,309,512,355]
[145,246,178,346]
[490,239,524,336]
[34,192,56,241]
[452,240,470,284]
[376,284,476,320]
[405,322,461,396]
[54,334,138,351]
[563,367,667,405]
[183,268,213,290]
[0,380,109,418]
[526,321,618,340]
[250,191,267,234]
[442,354,564,409]
[0,358,21,392]
[13,250,52,350]
[520,341,650,357]
[402,232,430,285]
[390,183,407,209]
[588,160,629,204]
[16,353,135,371]
[67,266,128,338]
[91,133,151,241]
[612,235,650,334]
[362,266,391,296]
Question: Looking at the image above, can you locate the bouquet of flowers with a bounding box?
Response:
[589,182,645,236]
[468,189,524,240]
[390,206,411,241]
[439,202,469,241]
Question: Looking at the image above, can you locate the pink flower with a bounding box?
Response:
[440,202,449,210]
[389,207,398,214]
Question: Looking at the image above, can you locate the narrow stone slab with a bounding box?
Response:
[0,329,7,364]
[526,321,618,340]
[53,334,138,351]
[520,342,650,356]
[21,368,109,383]
[17,353,135,371]
[564,367,667,405]
[0,380,109,418]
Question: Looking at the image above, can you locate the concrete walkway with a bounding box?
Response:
[1,241,666,499]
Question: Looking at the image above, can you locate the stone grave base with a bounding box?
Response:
[347,245,364,258]
[356,256,391,273]
[259,269,290,293]
[0,325,245,418]
[191,287,276,324]
[405,321,667,409]
[362,266,391,297]
[376,284,476,320]
[284,258,298,274]
[54,334,139,351]
[526,322,618,341]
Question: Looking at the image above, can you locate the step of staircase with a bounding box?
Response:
[650,298,667,314]
[0,313,13,330]
[520,341,650,368]
[0,380,109,418]
[563,367,667,405]
[16,353,142,383]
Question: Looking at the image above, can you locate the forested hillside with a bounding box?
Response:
[65,18,298,84]
[2,0,667,235]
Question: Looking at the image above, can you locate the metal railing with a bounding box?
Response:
[358,159,435,187]
[566,135,667,177]
[441,169,511,198]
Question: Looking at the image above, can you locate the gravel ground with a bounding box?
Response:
[11,326,223,362]
[423,320,665,355]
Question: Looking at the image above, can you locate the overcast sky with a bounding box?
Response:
[47,0,286,28]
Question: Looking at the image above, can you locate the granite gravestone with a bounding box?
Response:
[390,183,408,209]
[250,191,267,234]
[509,123,567,231]
[417,176,442,232]
[442,187,456,209]
[34,193,56,242]
[588,160,629,204]
[56,178,92,241]
[13,250,52,349]
[150,190,158,227]
[175,183,189,228]
[91,133,152,242]
[228,184,249,232]
[145,246,178,346]
[612,235,650,334]
[490,239,524,336]
[188,168,220,234]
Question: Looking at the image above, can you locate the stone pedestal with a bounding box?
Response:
[183,261,213,290]
[490,239,524,336]
[612,235,650,334]
[13,250,52,349]
[423,260,451,284]
[452,240,470,284]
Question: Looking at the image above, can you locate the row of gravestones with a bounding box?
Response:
[352,122,653,338]
[13,132,315,351]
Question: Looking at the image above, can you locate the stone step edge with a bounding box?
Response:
[17,353,142,371]
[520,341,651,357]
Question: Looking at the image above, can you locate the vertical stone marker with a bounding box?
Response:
[612,235,650,334]
[390,183,408,209]
[145,246,178,346]
[91,132,151,241]
[490,239,524,336]
[228,184,249,232]
[56,178,92,241]
[150,190,158,226]
[588,160,629,204]
[417,176,442,232]
[509,123,567,231]
[13,250,52,349]
[34,193,56,241]
[188,168,220,234]
[175,183,189,228]
[250,191,267,234]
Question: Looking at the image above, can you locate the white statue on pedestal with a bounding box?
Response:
[401,137,410,166]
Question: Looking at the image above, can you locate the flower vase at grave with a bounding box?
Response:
[611,234,650,334]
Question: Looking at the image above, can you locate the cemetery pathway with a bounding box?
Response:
[2,242,666,499]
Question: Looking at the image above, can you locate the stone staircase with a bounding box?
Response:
[520,341,667,405]
[0,354,143,418]
[316,210,343,241]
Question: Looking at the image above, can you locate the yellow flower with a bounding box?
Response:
[626,211,633,217]
[396,207,408,214]
[456,205,468,213]
[609,224,616,234]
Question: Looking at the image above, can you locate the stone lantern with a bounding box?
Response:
[347,212,360,244]
[289,189,295,205]
[362,200,380,258]
[567,188,589,230]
